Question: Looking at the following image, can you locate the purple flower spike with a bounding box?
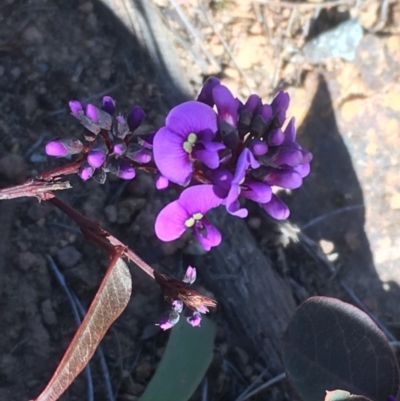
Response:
[69,100,83,117]
[197,77,220,106]
[85,104,98,121]
[187,312,202,327]
[87,150,106,168]
[155,185,222,250]
[213,85,238,126]
[153,101,220,185]
[158,311,180,331]
[127,106,145,132]
[117,162,136,180]
[102,96,115,115]
[155,174,169,190]
[79,164,95,181]
[182,266,197,284]
[45,141,69,157]
[262,194,290,220]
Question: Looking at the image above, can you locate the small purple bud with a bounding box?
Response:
[248,139,268,156]
[262,194,290,220]
[271,91,290,125]
[245,94,261,113]
[158,310,180,331]
[102,96,115,115]
[127,106,145,132]
[85,104,98,121]
[182,266,197,285]
[117,162,135,180]
[155,174,169,190]
[262,148,304,168]
[69,100,83,117]
[79,163,95,181]
[294,163,310,178]
[172,300,184,313]
[268,128,285,146]
[87,150,106,168]
[187,312,202,327]
[264,168,302,189]
[112,139,127,156]
[260,104,272,124]
[132,149,151,164]
[45,141,69,157]
[282,117,296,145]
[196,305,209,314]
[197,77,220,106]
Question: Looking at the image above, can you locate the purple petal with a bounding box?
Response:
[102,96,115,115]
[192,148,220,169]
[155,200,189,242]
[166,101,218,137]
[209,167,232,193]
[233,149,260,185]
[197,77,220,106]
[153,127,192,185]
[226,199,248,218]
[300,149,313,164]
[127,106,145,132]
[241,181,272,203]
[79,164,95,181]
[178,185,222,215]
[112,139,127,156]
[196,305,209,314]
[131,149,152,164]
[155,174,169,190]
[262,194,290,220]
[187,312,202,327]
[69,100,83,117]
[172,300,184,313]
[244,94,261,113]
[272,91,290,125]
[193,217,221,251]
[294,163,310,178]
[282,117,296,145]
[158,311,180,331]
[269,148,305,167]
[182,266,197,284]
[87,150,106,168]
[45,141,68,157]
[264,168,302,189]
[268,128,285,146]
[85,104,98,121]
[212,85,238,126]
[260,104,272,123]
[117,162,136,180]
[248,139,268,156]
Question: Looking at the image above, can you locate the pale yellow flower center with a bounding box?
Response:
[183,133,198,154]
[185,212,203,227]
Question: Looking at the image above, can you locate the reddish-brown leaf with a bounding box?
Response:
[30,257,132,401]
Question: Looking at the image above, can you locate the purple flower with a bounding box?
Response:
[117,162,136,180]
[155,185,222,251]
[153,101,224,185]
[155,174,169,190]
[262,194,290,220]
[187,312,202,327]
[78,163,95,181]
[158,311,180,331]
[102,96,115,115]
[197,77,220,106]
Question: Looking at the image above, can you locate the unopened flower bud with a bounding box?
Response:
[102,96,115,115]
[79,163,95,181]
[182,266,197,285]
[112,139,127,156]
[117,162,135,180]
[87,150,107,168]
[127,106,145,132]
[172,300,184,313]
[45,138,84,157]
[155,174,169,190]
[248,139,268,156]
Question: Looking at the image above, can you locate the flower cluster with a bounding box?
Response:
[46,96,149,183]
[153,78,312,250]
[45,78,311,251]
[154,266,216,330]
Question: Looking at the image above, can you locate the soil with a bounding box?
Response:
[0,0,400,401]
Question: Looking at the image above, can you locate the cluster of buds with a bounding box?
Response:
[46,96,150,183]
[45,77,312,252]
[154,266,217,330]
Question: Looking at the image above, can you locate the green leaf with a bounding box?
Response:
[139,316,216,401]
[282,296,399,401]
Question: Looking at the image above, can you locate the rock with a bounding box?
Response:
[0,153,27,183]
[27,202,53,221]
[56,246,82,268]
[135,361,152,381]
[104,204,118,223]
[17,252,43,271]
[22,26,43,45]
[117,198,146,224]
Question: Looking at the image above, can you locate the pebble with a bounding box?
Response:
[11,67,21,79]
[56,246,83,268]
[104,204,118,223]
[27,202,53,221]
[135,361,152,381]
[17,252,43,271]
[117,198,146,224]
[41,299,58,326]
[0,153,27,183]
